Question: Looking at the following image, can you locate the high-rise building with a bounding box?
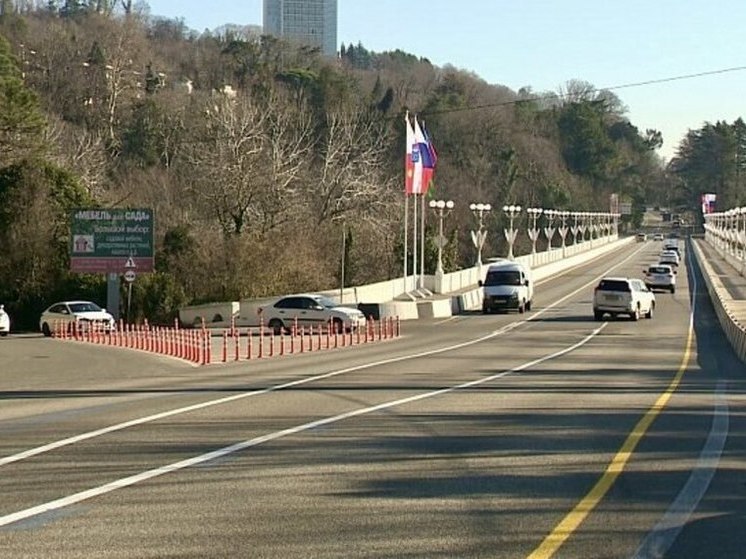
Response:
[263,0,338,58]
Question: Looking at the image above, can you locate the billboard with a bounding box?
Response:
[70,209,154,273]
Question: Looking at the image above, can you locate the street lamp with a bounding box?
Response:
[429,199,454,276]
[526,207,543,254]
[543,209,557,250]
[469,202,492,268]
[502,204,522,259]
[558,211,570,256]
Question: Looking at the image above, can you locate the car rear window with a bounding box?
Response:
[648,266,670,274]
[597,279,631,292]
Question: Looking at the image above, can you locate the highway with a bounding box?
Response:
[1,239,744,558]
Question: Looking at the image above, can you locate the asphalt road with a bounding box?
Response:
[1,240,744,559]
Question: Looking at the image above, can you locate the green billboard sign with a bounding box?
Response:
[70,208,154,273]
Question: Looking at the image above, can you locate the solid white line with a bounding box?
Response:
[0,324,606,528]
[0,243,646,469]
[632,380,729,559]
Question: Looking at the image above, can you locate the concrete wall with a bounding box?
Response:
[691,240,746,364]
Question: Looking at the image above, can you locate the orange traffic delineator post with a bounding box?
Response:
[246,328,252,360]
[221,330,228,363]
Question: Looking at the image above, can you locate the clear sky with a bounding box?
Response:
[144,0,746,161]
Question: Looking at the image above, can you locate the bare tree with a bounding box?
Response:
[310,108,395,225]
[183,91,312,237]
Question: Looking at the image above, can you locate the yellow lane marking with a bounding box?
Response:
[528,315,695,558]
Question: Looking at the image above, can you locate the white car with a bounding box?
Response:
[259,294,367,335]
[644,264,676,293]
[0,304,10,336]
[39,301,116,337]
[659,250,680,268]
[593,277,656,321]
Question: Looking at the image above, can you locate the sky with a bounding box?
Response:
[143,0,746,161]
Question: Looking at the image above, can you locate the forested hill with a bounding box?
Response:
[0,3,740,326]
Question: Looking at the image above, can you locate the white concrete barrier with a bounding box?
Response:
[178,302,239,328]
[180,235,630,325]
[691,240,746,364]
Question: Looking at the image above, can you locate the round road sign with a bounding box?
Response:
[123,270,136,283]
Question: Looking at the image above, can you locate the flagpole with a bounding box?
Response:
[420,193,426,289]
[403,194,409,291]
[413,193,418,293]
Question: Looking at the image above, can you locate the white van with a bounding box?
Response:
[478,261,534,313]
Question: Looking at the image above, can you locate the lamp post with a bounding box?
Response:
[469,202,491,268]
[429,199,454,277]
[526,207,543,254]
[570,212,581,245]
[543,209,557,250]
[502,204,522,259]
[558,211,570,257]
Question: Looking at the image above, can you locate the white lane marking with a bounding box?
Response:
[0,325,606,528]
[632,380,729,559]
[0,243,646,469]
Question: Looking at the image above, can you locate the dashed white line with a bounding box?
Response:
[0,324,606,528]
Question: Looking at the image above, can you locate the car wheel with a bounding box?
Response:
[332,318,344,334]
[41,322,52,337]
[646,302,654,319]
[671,286,676,294]
[593,310,603,321]
[518,300,526,314]
[0,332,8,337]
[268,319,284,336]
[525,300,532,312]
[631,306,640,321]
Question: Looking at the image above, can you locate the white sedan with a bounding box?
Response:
[0,304,10,336]
[39,301,116,337]
[259,294,367,335]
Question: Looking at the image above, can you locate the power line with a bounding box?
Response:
[422,65,746,117]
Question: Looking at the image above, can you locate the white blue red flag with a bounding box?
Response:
[414,116,435,195]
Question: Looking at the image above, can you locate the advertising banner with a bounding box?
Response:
[70,209,154,273]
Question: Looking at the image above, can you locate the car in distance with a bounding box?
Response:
[659,250,680,268]
[653,233,664,241]
[635,232,647,242]
[0,304,10,336]
[39,301,116,337]
[593,277,655,321]
[259,294,367,335]
[644,264,676,293]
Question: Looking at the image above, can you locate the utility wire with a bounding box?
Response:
[422,65,746,116]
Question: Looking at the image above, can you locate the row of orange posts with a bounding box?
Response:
[53,317,401,366]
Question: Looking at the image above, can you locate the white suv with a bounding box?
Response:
[593,277,655,321]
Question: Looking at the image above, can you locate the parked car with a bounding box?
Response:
[644,264,676,293]
[593,277,655,321]
[0,304,10,336]
[259,294,367,335]
[39,301,116,337]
